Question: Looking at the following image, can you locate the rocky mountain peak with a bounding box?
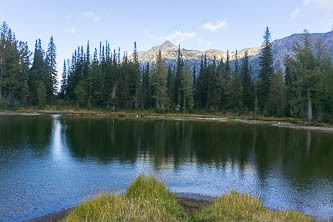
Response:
[161,40,176,48]
[129,31,333,80]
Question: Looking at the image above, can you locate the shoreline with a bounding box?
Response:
[1,110,333,133]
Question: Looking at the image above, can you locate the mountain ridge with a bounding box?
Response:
[129,31,333,80]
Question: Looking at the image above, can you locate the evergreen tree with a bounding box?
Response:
[175,45,184,106]
[267,69,287,116]
[29,39,46,105]
[231,50,241,112]
[60,60,67,98]
[45,36,57,100]
[257,27,274,114]
[150,50,168,110]
[142,63,150,109]
[240,51,254,112]
[181,65,194,112]
[288,30,323,122]
[3,21,333,123]
[37,81,47,107]
[167,65,175,108]
[74,80,88,107]
[17,41,30,105]
[207,57,220,111]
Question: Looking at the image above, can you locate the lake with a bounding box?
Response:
[0,115,332,221]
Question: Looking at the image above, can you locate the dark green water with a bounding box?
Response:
[0,115,333,221]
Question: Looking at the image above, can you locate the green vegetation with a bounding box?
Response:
[66,175,311,222]
[66,174,186,222]
[193,191,311,222]
[1,21,333,123]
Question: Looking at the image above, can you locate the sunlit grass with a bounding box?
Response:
[66,174,187,222]
[192,190,311,222]
[66,175,311,222]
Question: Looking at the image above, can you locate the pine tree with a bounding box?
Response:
[37,81,47,107]
[196,55,209,109]
[240,51,254,112]
[60,60,67,98]
[194,56,205,108]
[175,45,184,106]
[181,65,194,112]
[45,36,57,100]
[288,30,322,121]
[231,50,241,112]
[29,39,46,105]
[207,57,220,111]
[142,63,150,109]
[150,50,168,110]
[257,27,274,114]
[267,69,287,116]
[167,65,175,108]
[17,41,30,105]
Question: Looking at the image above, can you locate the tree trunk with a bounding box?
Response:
[307,90,312,122]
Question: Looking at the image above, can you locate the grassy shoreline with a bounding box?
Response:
[31,174,311,222]
[1,107,333,133]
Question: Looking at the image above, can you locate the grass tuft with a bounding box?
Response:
[66,175,311,222]
[66,174,186,222]
[192,190,311,222]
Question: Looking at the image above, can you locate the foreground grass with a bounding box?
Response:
[66,174,186,222]
[66,174,311,222]
[193,191,311,222]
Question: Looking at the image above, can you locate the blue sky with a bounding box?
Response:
[1,0,332,73]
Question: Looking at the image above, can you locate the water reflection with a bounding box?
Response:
[0,115,52,148]
[0,115,333,221]
[50,115,68,162]
[62,117,333,180]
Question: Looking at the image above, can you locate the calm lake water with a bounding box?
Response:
[0,115,333,221]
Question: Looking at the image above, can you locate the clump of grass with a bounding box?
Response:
[192,190,311,222]
[66,175,311,222]
[125,174,186,220]
[66,174,187,222]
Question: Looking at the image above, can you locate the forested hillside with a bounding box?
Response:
[1,22,333,122]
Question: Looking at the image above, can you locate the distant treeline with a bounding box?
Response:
[1,22,333,122]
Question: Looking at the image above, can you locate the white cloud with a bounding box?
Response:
[303,0,333,10]
[82,11,101,23]
[202,20,228,32]
[160,31,196,44]
[65,27,76,34]
[291,8,300,19]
